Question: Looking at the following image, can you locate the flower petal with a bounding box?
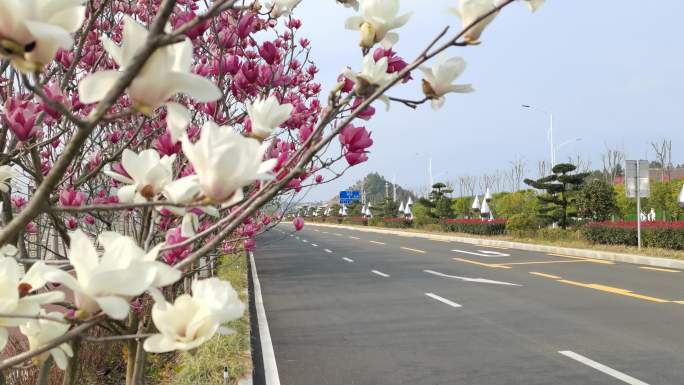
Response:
[78,70,122,104]
[167,72,221,103]
[165,102,191,143]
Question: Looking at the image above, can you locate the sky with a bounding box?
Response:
[289,0,684,201]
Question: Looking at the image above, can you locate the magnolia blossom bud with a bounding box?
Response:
[359,23,375,49]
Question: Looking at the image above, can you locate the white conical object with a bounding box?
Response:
[367,202,372,209]
[484,188,493,202]
[341,205,348,216]
[362,205,368,216]
[404,203,412,215]
[406,197,413,206]
[679,183,684,208]
[481,198,491,215]
[471,195,481,211]
[398,202,405,214]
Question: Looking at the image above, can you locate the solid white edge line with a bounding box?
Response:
[371,270,390,278]
[343,257,354,263]
[558,351,649,385]
[324,249,333,253]
[425,293,462,308]
[250,252,281,385]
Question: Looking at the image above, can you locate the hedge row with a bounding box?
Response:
[441,219,507,236]
[584,221,684,250]
[382,217,412,228]
[343,216,368,226]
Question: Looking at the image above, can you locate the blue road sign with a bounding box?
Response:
[339,191,361,204]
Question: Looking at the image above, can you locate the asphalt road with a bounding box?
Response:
[254,224,684,385]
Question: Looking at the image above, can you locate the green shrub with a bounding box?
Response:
[383,217,412,228]
[441,219,507,236]
[584,221,684,250]
[342,216,368,226]
[505,214,540,232]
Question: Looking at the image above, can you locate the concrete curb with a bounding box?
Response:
[306,223,684,270]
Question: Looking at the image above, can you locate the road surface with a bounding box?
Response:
[253,224,684,385]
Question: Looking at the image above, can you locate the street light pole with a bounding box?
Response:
[523,104,555,167]
[549,113,555,167]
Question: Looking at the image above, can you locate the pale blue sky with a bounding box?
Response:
[291,0,684,200]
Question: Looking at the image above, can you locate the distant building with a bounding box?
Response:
[614,168,684,185]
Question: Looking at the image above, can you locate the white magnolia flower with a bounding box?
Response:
[0,165,17,193]
[43,230,181,320]
[342,53,394,106]
[0,0,86,72]
[19,311,73,370]
[449,0,499,45]
[78,16,220,139]
[246,96,293,139]
[345,0,412,49]
[450,0,543,44]
[104,149,175,203]
[267,0,302,18]
[164,121,277,205]
[420,55,474,109]
[0,257,64,350]
[524,0,544,12]
[144,278,244,353]
[337,0,359,11]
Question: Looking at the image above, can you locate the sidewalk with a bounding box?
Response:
[305,222,684,270]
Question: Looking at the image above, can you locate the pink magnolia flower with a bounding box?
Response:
[244,239,256,252]
[259,41,278,65]
[293,217,305,231]
[25,222,37,234]
[4,99,41,142]
[351,98,376,120]
[66,217,78,230]
[59,189,87,207]
[373,48,411,82]
[315,175,324,184]
[11,196,27,210]
[84,215,95,225]
[345,151,369,166]
[339,124,373,153]
[243,224,255,238]
[163,227,190,265]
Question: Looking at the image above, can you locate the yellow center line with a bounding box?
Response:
[334,233,343,236]
[531,272,671,304]
[529,272,562,279]
[369,241,386,245]
[672,301,684,305]
[349,236,360,240]
[500,260,586,266]
[484,245,509,250]
[401,247,426,254]
[453,258,511,269]
[639,266,681,273]
[547,253,614,265]
[557,280,670,303]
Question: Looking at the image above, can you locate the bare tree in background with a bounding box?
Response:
[538,160,548,178]
[568,154,592,173]
[651,139,673,181]
[601,144,625,185]
[458,176,476,197]
[509,157,526,191]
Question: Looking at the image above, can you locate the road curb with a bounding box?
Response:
[305,223,684,270]
[248,252,280,385]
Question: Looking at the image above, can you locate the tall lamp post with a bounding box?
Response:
[522,104,555,167]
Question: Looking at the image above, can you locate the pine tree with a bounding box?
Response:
[524,163,589,229]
